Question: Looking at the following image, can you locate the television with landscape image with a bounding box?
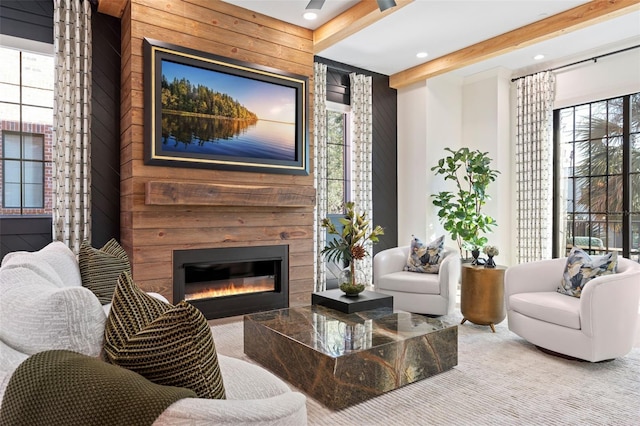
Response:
[144,38,309,175]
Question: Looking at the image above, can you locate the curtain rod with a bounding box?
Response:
[511,44,640,82]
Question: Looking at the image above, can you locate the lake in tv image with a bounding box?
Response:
[160,59,297,161]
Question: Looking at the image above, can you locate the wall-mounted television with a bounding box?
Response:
[144,38,309,175]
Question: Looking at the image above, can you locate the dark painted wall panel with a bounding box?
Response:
[0,217,52,259]
[90,10,121,247]
[0,1,53,44]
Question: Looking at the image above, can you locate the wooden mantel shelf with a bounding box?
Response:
[145,181,316,207]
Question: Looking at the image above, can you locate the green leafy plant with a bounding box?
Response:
[431,147,500,257]
[321,202,384,288]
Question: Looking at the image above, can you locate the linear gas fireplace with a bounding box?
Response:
[173,245,288,320]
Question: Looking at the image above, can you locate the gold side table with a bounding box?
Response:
[460,264,506,332]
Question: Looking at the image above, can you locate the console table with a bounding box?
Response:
[244,306,457,409]
[460,264,506,332]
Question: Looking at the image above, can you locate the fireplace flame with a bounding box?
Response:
[185,281,274,301]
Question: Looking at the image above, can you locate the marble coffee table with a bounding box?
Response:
[244,305,457,409]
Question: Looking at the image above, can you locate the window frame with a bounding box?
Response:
[553,92,639,260]
[2,130,46,210]
[326,101,352,215]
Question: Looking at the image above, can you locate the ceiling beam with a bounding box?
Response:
[389,0,640,89]
[97,0,128,18]
[313,0,414,54]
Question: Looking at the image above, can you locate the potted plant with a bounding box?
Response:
[431,147,500,259]
[321,202,384,296]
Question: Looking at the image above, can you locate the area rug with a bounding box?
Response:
[210,313,640,425]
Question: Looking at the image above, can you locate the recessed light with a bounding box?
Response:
[534,54,545,60]
[416,52,428,59]
[303,10,318,20]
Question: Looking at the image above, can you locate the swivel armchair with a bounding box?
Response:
[373,246,460,316]
[504,256,640,362]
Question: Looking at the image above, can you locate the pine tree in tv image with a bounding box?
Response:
[160,59,297,161]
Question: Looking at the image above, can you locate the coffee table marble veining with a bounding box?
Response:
[244,306,457,409]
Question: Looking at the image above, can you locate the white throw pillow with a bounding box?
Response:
[0,266,106,357]
[1,241,82,288]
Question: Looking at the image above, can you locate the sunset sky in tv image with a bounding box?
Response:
[162,59,296,124]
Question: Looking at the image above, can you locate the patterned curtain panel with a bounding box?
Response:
[350,73,374,285]
[53,0,92,253]
[313,62,328,292]
[515,71,556,263]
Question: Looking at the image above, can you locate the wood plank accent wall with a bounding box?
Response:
[120,0,315,306]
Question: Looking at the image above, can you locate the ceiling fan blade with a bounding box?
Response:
[377,0,397,12]
[306,0,326,10]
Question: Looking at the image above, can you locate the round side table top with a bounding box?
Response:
[462,264,507,271]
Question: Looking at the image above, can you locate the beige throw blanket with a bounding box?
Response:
[0,349,196,426]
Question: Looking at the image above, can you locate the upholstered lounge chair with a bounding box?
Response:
[504,256,640,362]
[373,246,461,316]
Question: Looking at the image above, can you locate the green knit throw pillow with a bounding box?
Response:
[104,272,226,399]
[79,239,131,304]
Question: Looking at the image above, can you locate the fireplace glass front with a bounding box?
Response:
[174,245,288,319]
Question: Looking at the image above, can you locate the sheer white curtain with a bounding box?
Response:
[52,0,92,253]
[514,71,556,262]
[350,72,374,285]
[313,62,328,292]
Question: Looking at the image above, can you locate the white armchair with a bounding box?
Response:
[373,246,461,316]
[505,256,640,362]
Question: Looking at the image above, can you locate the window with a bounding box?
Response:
[326,103,351,214]
[3,132,45,208]
[555,92,640,261]
[0,45,53,215]
[324,102,352,284]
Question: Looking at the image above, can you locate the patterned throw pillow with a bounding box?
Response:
[79,239,131,304]
[104,272,226,399]
[557,247,618,298]
[404,235,445,274]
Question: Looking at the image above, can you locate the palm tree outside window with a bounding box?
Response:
[554,92,640,261]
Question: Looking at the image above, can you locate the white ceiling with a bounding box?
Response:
[223,0,640,79]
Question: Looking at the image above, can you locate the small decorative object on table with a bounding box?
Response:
[321,202,384,297]
[483,245,499,268]
[470,246,485,266]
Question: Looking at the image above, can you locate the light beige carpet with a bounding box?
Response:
[210,313,640,425]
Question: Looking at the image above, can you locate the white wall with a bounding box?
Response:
[554,47,640,109]
[396,46,640,265]
[461,68,513,264]
[397,74,462,249]
[425,74,464,249]
[397,80,427,245]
